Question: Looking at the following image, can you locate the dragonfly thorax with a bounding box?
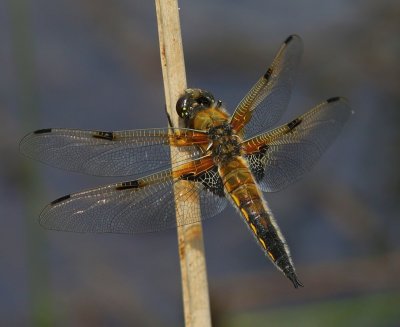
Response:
[208,123,242,164]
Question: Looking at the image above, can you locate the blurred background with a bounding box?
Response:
[1,0,399,326]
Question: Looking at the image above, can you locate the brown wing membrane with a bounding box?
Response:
[20,127,209,177]
[230,35,303,138]
[242,97,352,192]
[39,156,228,233]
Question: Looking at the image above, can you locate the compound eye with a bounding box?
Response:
[176,95,188,118]
[197,93,214,108]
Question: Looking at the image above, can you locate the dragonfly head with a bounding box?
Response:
[176,88,215,122]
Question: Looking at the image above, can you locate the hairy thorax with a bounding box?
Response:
[188,106,243,164]
[208,123,243,165]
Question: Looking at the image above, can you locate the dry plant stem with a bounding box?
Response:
[155,1,212,326]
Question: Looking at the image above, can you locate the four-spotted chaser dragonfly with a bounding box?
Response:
[20,35,351,288]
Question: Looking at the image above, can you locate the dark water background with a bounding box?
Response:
[1,0,399,326]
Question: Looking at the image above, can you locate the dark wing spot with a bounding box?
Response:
[245,145,269,183]
[287,118,302,131]
[263,67,273,80]
[199,168,225,197]
[51,194,71,205]
[182,168,224,197]
[258,145,269,154]
[116,180,140,190]
[93,131,114,140]
[181,172,196,180]
[34,128,52,134]
[327,96,340,103]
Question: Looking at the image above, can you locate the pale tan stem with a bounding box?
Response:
[155,1,212,326]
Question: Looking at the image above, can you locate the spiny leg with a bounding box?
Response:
[165,104,175,128]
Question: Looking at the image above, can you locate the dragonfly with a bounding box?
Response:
[20,35,351,288]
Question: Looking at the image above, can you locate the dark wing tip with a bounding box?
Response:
[287,272,304,289]
[284,35,294,44]
[327,96,341,103]
[284,34,301,44]
[34,128,52,134]
[50,194,71,205]
[326,96,352,111]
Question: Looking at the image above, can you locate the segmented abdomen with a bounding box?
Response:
[219,156,303,288]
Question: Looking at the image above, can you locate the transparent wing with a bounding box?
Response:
[242,97,352,192]
[230,35,303,138]
[20,127,209,177]
[39,156,228,233]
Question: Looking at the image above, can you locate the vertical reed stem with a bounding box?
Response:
[155,1,212,326]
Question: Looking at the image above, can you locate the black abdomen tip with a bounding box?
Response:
[287,272,304,289]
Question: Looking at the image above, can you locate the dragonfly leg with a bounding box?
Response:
[165,104,175,128]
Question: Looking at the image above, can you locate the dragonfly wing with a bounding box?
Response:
[243,97,352,192]
[230,35,303,138]
[39,156,228,233]
[20,127,209,177]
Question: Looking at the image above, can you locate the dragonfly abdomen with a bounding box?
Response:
[244,208,303,288]
[219,156,303,288]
